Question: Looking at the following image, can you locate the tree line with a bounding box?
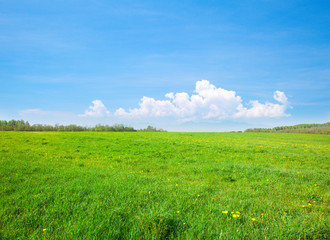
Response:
[245,122,330,134]
[0,120,166,132]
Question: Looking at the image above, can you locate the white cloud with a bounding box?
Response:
[273,90,288,104]
[114,80,290,120]
[234,90,289,118]
[81,100,110,117]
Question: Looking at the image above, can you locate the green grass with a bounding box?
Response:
[0,132,329,239]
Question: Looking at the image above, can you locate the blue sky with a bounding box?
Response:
[1,0,329,131]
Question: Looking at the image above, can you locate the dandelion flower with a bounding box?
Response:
[176,184,178,186]
[222,211,228,214]
[232,214,239,218]
[177,211,180,214]
[149,191,151,194]
[43,229,47,232]
[198,194,200,197]
[251,218,256,221]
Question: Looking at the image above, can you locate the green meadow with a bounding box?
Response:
[0,132,329,239]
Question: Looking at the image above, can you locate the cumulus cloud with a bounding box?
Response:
[273,90,288,104]
[114,80,290,120]
[81,100,110,117]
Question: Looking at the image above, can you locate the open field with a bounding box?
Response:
[0,132,329,239]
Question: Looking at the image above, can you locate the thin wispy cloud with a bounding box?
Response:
[19,109,75,119]
[20,109,47,115]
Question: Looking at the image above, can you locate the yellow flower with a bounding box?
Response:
[176,184,178,186]
[231,212,234,214]
[222,211,228,214]
[43,229,47,232]
[232,214,239,218]
[177,211,180,214]
[236,211,240,214]
[149,191,151,194]
[302,205,306,208]
[197,194,200,197]
[251,218,256,221]
[183,223,186,225]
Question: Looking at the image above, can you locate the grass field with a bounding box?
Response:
[0,132,329,239]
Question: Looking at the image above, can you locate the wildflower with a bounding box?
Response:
[302,205,306,208]
[251,218,256,221]
[176,184,178,186]
[177,211,180,214]
[236,211,240,214]
[149,191,151,194]
[308,203,311,206]
[43,229,47,232]
[183,223,186,225]
[232,214,239,218]
[231,212,234,214]
[222,211,228,214]
[197,194,200,197]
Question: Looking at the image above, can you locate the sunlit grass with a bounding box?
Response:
[0,132,329,239]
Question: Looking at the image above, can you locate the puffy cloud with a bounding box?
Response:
[114,80,290,120]
[234,90,289,118]
[114,97,177,118]
[273,90,288,104]
[81,100,110,117]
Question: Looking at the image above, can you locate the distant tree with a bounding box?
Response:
[0,120,167,132]
[245,122,330,134]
